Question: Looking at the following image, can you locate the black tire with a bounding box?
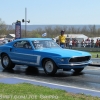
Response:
[1,54,15,69]
[43,59,57,75]
[73,68,84,73]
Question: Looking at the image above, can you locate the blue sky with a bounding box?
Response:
[1,0,100,25]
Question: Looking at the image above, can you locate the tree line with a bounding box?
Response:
[0,18,100,38]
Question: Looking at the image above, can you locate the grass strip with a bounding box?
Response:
[89,52,100,58]
[0,83,100,100]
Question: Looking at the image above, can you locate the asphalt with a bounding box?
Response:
[0,58,99,98]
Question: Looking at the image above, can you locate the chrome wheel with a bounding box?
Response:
[1,54,15,69]
[3,56,9,66]
[43,59,57,75]
[45,61,54,73]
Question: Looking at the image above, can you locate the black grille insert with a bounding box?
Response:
[69,56,91,63]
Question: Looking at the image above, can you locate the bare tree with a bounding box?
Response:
[0,18,7,36]
[6,25,14,34]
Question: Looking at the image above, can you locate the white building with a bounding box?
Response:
[6,34,15,39]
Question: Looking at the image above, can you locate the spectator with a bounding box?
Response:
[8,40,10,42]
[58,30,66,48]
[81,39,85,47]
[99,39,100,47]
[75,39,79,47]
[91,39,94,48]
[72,39,75,47]
[96,39,99,47]
[69,39,72,49]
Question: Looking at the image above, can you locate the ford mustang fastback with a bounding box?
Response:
[0,38,92,75]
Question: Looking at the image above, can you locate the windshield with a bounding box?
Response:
[32,40,60,49]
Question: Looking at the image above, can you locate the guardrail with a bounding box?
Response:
[66,47,100,52]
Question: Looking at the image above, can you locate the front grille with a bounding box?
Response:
[69,56,91,63]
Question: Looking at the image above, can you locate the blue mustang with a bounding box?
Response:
[0,38,92,75]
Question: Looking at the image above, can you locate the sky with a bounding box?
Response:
[0,0,100,25]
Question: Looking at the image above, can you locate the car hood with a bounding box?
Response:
[37,48,91,57]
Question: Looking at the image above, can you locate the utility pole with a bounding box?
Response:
[22,7,30,37]
[25,7,27,37]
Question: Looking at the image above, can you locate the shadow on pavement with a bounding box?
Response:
[2,66,85,77]
[25,66,39,75]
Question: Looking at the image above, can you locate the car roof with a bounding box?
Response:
[14,38,52,41]
[3,38,52,46]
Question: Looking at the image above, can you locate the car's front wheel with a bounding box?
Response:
[43,59,57,75]
[1,54,15,69]
[73,68,84,73]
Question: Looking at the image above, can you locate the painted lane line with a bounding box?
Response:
[0,74,9,78]
[14,77,100,93]
[0,77,100,97]
[11,77,100,97]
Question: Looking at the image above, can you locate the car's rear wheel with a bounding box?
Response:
[43,59,57,75]
[1,54,15,69]
[73,68,84,73]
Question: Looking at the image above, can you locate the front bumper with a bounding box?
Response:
[58,60,92,69]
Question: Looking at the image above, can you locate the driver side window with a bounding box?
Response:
[14,41,32,49]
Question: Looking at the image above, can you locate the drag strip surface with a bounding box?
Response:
[0,64,100,97]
